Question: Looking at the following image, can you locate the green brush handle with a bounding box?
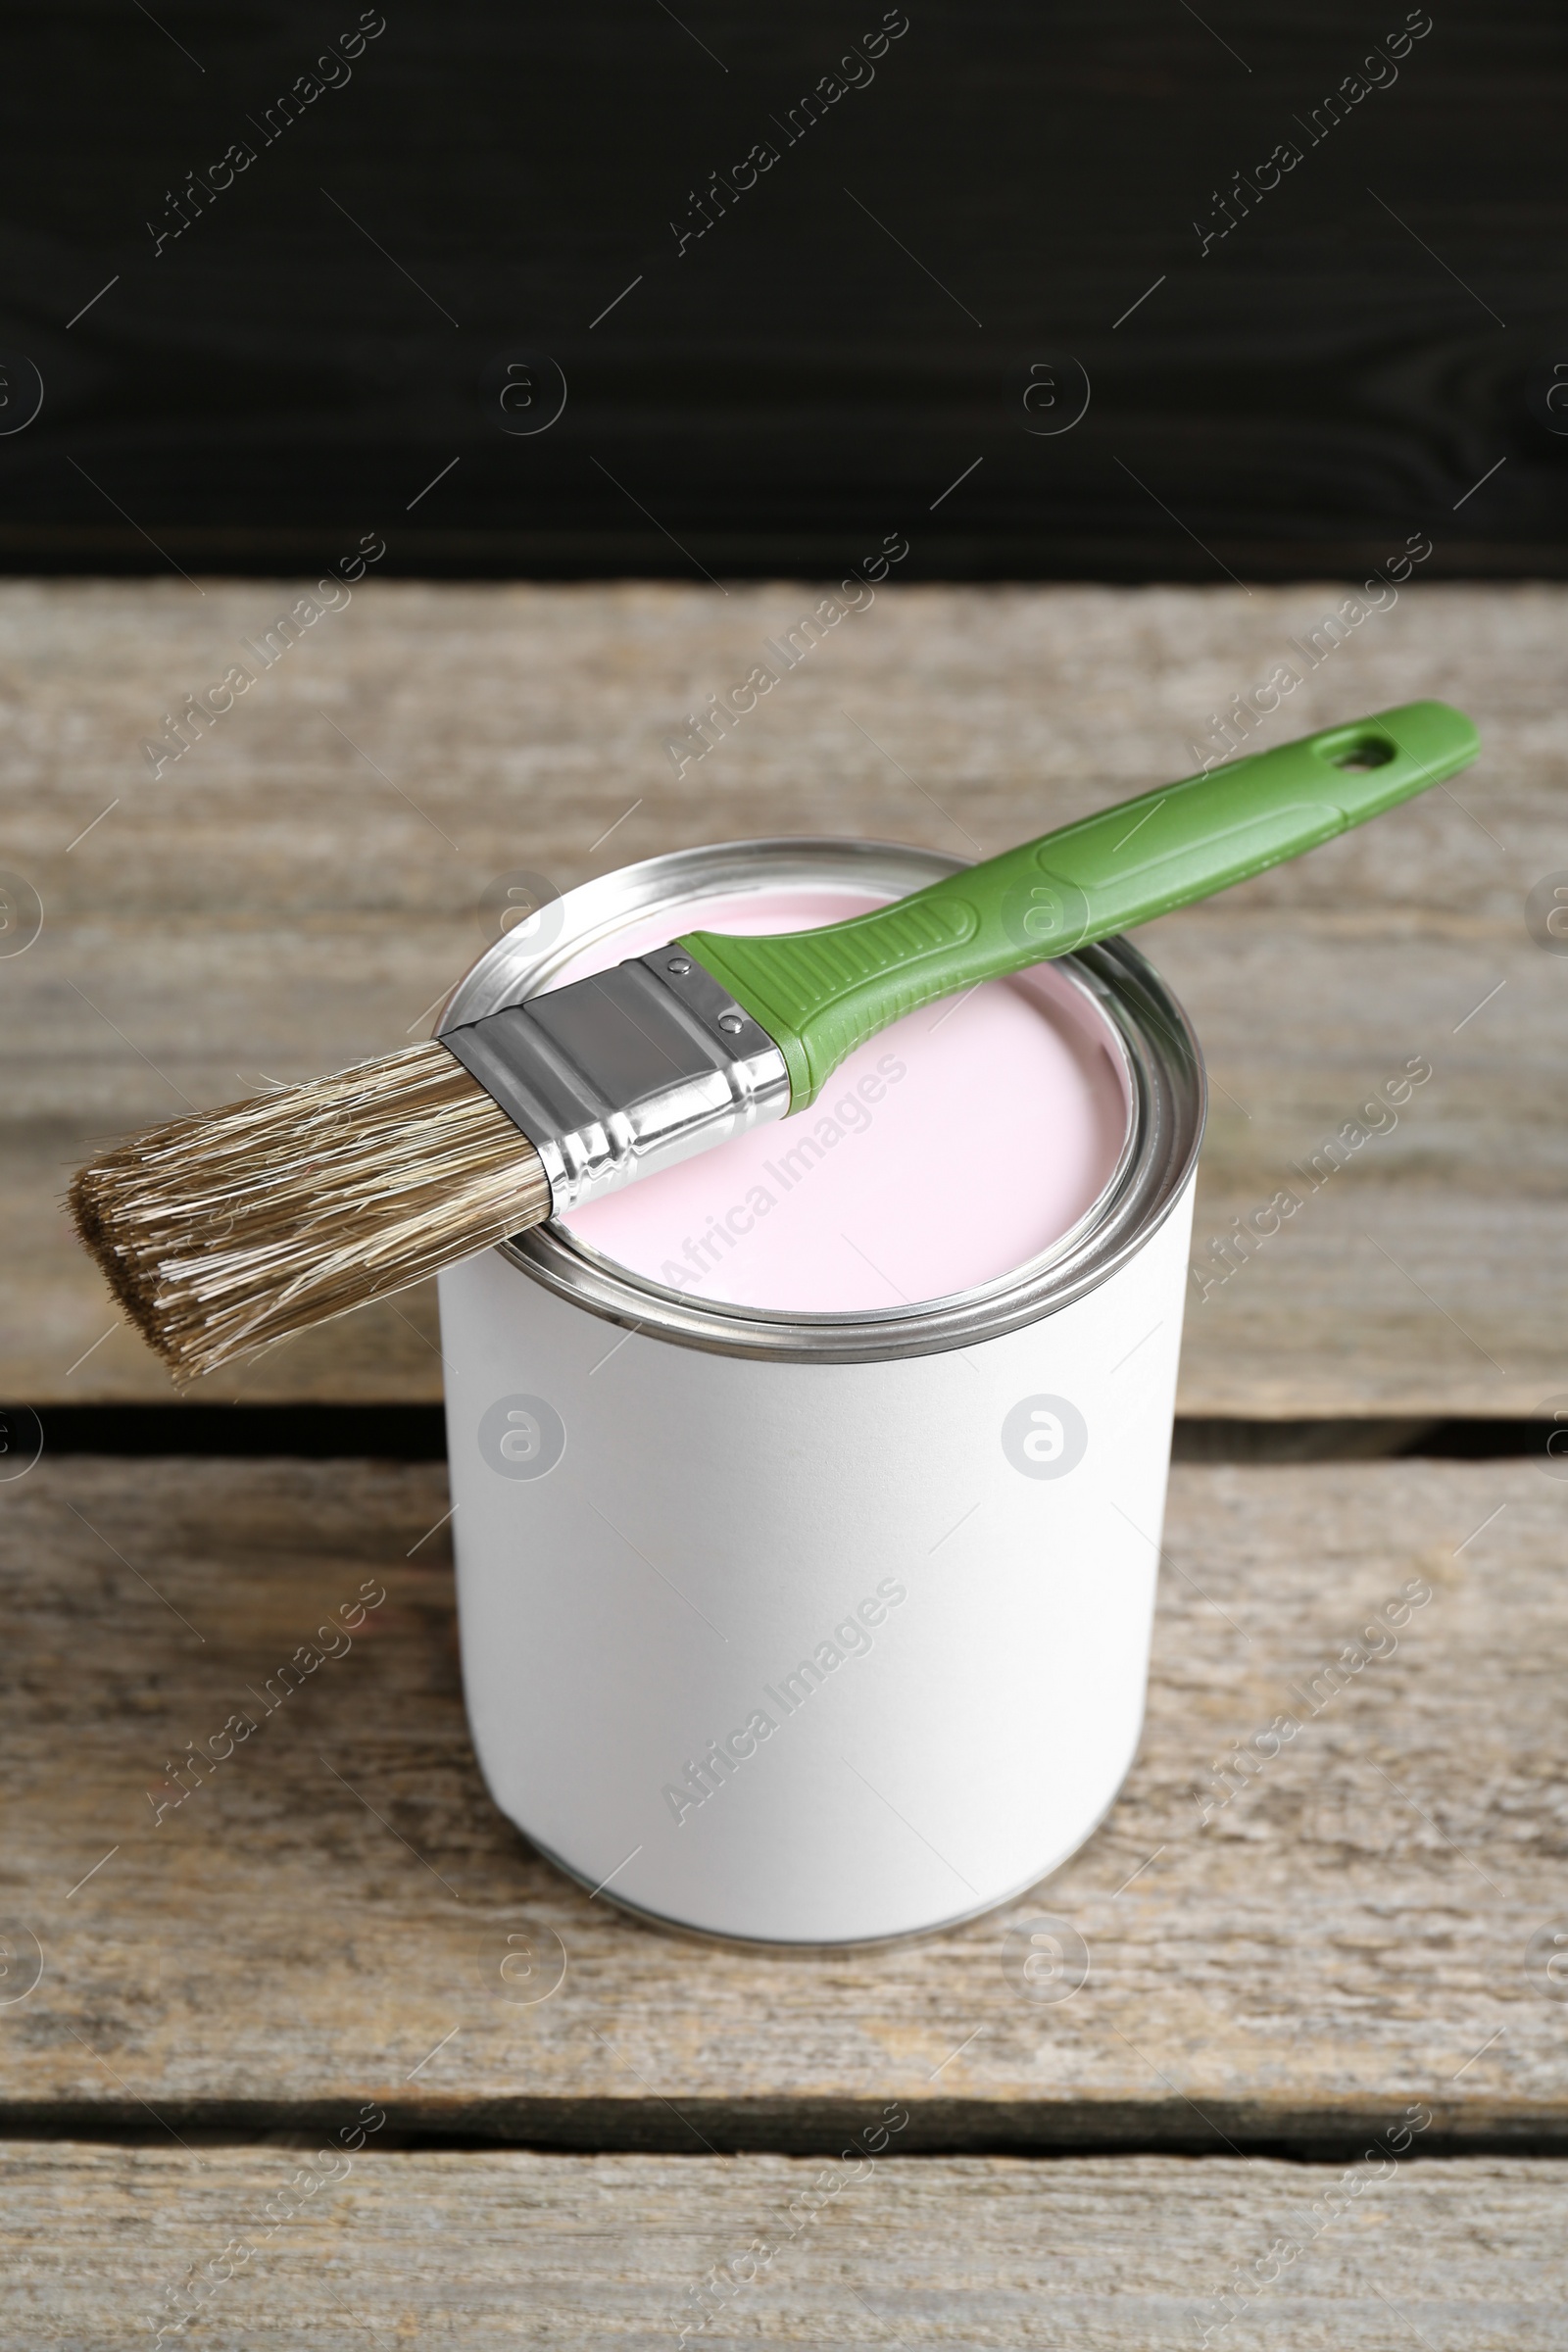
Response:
[680,700,1480,1107]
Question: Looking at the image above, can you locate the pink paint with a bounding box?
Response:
[553,884,1131,1314]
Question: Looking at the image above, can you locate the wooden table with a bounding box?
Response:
[2,581,1565,2343]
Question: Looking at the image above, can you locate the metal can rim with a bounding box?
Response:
[440,837,1206,1362]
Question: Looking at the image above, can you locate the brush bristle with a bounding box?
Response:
[68,1040,552,1386]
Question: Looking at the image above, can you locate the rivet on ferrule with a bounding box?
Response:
[439,941,791,1214]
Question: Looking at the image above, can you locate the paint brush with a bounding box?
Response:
[70,701,1479,1382]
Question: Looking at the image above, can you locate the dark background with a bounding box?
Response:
[3,1,1563,580]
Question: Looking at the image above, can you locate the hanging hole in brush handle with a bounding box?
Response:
[681,699,1481,1106]
[1327,734,1398,773]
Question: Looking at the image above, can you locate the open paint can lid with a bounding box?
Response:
[441,838,1204,1361]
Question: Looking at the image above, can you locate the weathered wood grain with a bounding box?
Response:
[11,2,1567,574]
[4,2144,1566,2350]
[0,579,1559,1409]
[1,1455,1562,2144]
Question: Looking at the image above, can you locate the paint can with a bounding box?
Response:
[437,838,1203,1945]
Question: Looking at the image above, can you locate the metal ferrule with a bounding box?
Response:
[439,946,790,1215]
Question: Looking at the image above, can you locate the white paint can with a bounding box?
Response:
[437,839,1203,1945]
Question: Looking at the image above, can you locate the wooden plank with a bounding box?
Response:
[11,4,1566,574]
[1,1455,1561,2144]
[4,2144,1566,2349]
[0,578,1557,1410]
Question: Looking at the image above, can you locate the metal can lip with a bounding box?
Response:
[440,838,1206,1363]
